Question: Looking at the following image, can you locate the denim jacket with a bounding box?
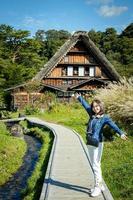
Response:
[78,96,124,142]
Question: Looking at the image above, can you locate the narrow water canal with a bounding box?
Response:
[0,135,42,200]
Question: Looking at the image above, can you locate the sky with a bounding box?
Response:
[0,0,133,36]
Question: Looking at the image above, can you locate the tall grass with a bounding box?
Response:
[95,77,133,135]
[94,78,133,199]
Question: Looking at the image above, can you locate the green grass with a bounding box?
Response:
[20,123,53,200]
[35,102,88,142]
[33,102,133,200]
[102,138,133,200]
[0,122,27,185]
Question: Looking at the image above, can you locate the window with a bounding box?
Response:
[89,67,95,77]
[67,66,73,76]
[78,66,84,76]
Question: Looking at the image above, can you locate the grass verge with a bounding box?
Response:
[20,121,53,200]
[0,121,27,185]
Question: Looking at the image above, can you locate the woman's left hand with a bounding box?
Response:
[121,134,128,140]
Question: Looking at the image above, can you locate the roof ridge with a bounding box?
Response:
[72,31,88,37]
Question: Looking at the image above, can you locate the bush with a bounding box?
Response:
[24,104,40,115]
[95,77,133,132]
[0,122,10,136]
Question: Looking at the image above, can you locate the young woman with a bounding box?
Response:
[74,93,127,197]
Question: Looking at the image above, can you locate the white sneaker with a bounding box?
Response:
[100,184,105,191]
[90,186,101,197]
[88,188,94,194]
[89,184,105,193]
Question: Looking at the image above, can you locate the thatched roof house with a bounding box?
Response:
[6,31,121,109]
[33,31,120,81]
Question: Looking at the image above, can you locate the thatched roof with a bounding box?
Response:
[41,84,66,92]
[5,83,26,91]
[69,77,108,90]
[5,82,66,92]
[33,31,121,81]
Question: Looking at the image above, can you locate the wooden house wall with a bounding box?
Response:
[95,66,101,77]
[49,47,107,80]
[43,78,80,86]
[77,85,96,90]
[43,79,63,86]
[76,83,102,90]
[59,54,96,65]
[13,92,42,109]
[49,64,105,80]
[50,67,62,77]
[48,40,109,81]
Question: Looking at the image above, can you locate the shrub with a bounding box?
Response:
[0,122,10,136]
[95,77,133,127]
[24,104,40,115]
[40,92,57,111]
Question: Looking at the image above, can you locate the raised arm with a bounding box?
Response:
[105,116,127,140]
[75,93,92,116]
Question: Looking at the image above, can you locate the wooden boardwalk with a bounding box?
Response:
[27,118,114,200]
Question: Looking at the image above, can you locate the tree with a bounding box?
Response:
[35,29,46,41]
[121,23,133,38]
[88,29,103,48]
[45,29,71,40]
[44,29,71,58]
[100,28,118,54]
[118,37,133,65]
[0,24,30,63]
[0,25,47,88]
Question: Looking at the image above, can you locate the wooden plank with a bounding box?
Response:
[50,67,62,77]
[95,66,102,77]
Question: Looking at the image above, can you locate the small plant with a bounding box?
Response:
[24,104,40,115]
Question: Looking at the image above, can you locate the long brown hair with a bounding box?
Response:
[91,99,105,115]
